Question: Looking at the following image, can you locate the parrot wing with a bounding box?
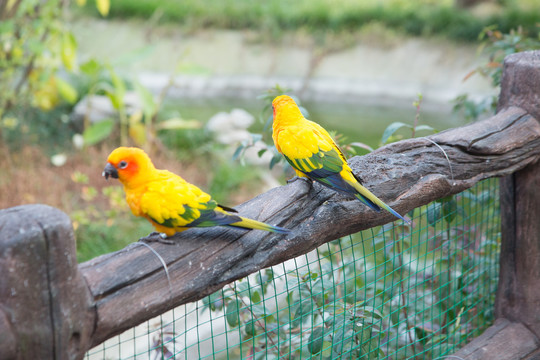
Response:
[277,120,382,212]
[140,176,241,229]
[278,121,356,193]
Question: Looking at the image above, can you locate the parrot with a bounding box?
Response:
[102,147,290,238]
[271,95,409,224]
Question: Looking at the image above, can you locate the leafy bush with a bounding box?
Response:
[79,0,540,42]
[453,25,540,121]
[0,0,111,144]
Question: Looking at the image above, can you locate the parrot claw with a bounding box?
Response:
[139,232,176,245]
[287,176,312,185]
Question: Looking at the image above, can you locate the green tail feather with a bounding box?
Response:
[230,217,291,234]
[349,181,411,225]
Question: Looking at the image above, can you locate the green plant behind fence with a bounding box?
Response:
[85,178,500,359]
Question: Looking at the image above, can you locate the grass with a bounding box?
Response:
[79,0,540,42]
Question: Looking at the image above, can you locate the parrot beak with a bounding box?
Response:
[102,163,118,180]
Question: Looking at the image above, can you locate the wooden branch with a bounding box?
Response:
[80,102,540,346]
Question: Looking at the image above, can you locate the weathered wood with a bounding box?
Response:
[454,50,540,359]
[0,309,16,358]
[0,205,95,360]
[80,101,540,346]
[498,51,540,121]
[452,319,540,359]
[494,51,540,340]
[496,165,540,336]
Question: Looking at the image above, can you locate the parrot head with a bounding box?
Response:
[103,147,155,186]
[272,95,304,124]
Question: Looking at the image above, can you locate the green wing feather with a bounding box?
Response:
[140,176,220,228]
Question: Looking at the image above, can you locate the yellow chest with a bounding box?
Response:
[125,187,145,217]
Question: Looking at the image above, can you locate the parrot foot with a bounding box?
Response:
[287,176,312,185]
[139,232,176,245]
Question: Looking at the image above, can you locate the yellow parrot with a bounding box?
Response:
[272,95,409,224]
[103,147,290,238]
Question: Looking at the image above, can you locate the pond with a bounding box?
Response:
[162,97,467,149]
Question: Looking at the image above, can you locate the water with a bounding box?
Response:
[163,97,467,149]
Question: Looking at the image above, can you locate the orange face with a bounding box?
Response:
[103,147,150,184]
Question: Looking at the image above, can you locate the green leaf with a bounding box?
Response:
[381,122,412,145]
[56,77,78,104]
[414,124,437,133]
[133,81,156,120]
[232,145,245,161]
[235,281,249,295]
[61,31,78,71]
[426,202,442,227]
[105,91,122,111]
[82,118,114,146]
[355,305,383,319]
[250,133,263,143]
[250,290,261,304]
[292,300,311,328]
[106,67,126,109]
[244,320,256,338]
[80,59,102,77]
[251,304,268,317]
[442,198,458,224]
[269,155,282,169]
[308,327,324,354]
[426,334,447,346]
[225,300,242,328]
[204,291,224,312]
[348,142,374,152]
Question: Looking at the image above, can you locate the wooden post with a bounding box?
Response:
[453,51,540,359]
[496,51,540,335]
[0,205,95,360]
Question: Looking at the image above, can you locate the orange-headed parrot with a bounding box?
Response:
[103,147,290,238]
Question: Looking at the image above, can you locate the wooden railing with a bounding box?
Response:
[1,51,539,360]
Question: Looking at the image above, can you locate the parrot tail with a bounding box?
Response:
[229,217,291,234]
[350,181,411,225]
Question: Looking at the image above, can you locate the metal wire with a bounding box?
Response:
[85,178,500,360]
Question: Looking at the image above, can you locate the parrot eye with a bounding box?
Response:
[118,161,128,169]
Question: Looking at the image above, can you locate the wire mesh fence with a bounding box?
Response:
[85,178,500,360]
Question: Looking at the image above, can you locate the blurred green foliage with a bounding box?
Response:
[79,0,540,42]
[75,59,202,149]
[0,0,113,145]
[453,25,540,121]
[1,0,75,142]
